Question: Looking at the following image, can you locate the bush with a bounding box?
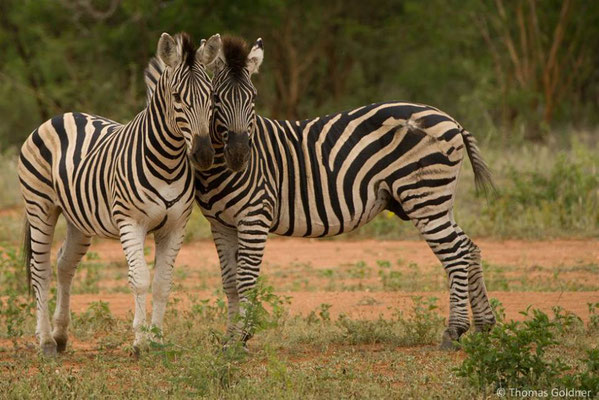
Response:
[456,301,599,398]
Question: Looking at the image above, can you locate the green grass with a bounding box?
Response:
[0,289,597,399]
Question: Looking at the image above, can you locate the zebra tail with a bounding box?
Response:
[461,129,496,196]
[22,218,32,296]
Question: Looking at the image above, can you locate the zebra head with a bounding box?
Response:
[152,32,221,170]
[208,36,264,172]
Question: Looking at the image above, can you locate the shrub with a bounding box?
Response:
[456,302,599,398]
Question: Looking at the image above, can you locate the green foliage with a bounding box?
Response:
[560,349,599,396]
[237,278,291,338]
[1,0,598,150]
[0,245,27,295]
[0,293,34,342]
[393,296,445,345]
[485,145,599,237]
[589,302,599,333]
[72,300,116,339]
[456,302,599,397]
[305,303,332,324]
[335,296,444,346]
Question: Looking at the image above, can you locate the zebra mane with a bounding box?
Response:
[144,56,164,104]
[143,32,197,104]
[221,35,250,79]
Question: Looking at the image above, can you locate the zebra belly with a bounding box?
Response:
[270,182,392,238]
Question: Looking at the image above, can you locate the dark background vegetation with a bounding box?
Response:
[0,0,598,149]
[0,0,597,240]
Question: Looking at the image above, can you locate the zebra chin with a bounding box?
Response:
[190,136,215,170]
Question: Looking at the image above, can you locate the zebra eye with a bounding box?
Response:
[173,93,182,103]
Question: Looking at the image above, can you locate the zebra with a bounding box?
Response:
[18,32,221,356]
[145,35,497,350]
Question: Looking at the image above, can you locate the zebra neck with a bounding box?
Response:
[137,95,188,182]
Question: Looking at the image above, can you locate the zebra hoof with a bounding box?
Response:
[54,335,68,353]
[439,327,464,351]
[41,339,58,357]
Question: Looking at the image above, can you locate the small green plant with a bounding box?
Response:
[336,314,395,345]
[306,303,332,324]
[394,296,445,345]
[188,294,227,323]
[0,246,27,295]
[72,259,102,294]
[0,293,34,344]
[335,297,444,346]
[147,325,183,366]
[73,301,115,339]
[237,278,291,339]
[347,260,370,278]
[378,267,403,290]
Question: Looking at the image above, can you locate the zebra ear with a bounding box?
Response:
[206,50,225,75]
[197,33,221,66]
[157,32,181,69]
[247,38,264,75]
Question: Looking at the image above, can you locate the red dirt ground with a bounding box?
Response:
[68,238,599,322]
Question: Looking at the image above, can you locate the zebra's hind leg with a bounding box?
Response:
[52,222,92,352]
[118,223,150,354]
[462,235,496,332]
[410,211,472,350]
[211,225,240,345]
[26,207,59,356]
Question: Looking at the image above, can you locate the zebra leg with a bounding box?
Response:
[410,211,472,350]
[119,223,150,353]
[52,222,92,352]
[27,208,59,356]
[150,226,186,339]
[235,224,270,345]
[211,225,239,342]
[450,221,496,330]
[463,237,496,331]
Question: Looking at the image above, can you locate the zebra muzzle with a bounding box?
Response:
[224,131,250,172]
[190,135,214,171]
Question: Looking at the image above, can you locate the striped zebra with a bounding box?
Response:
[18,32,221,356]
[147,36,497,349]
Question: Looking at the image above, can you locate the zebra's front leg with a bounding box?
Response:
[52,222,92,352]
[150,225,186,340]
[119,223,150,353]
[235,224,270,345]
[27,210,59,356]
[211,225,240,343]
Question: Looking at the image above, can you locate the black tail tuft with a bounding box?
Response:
[461,130,496,196]
[22,219,32,296]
